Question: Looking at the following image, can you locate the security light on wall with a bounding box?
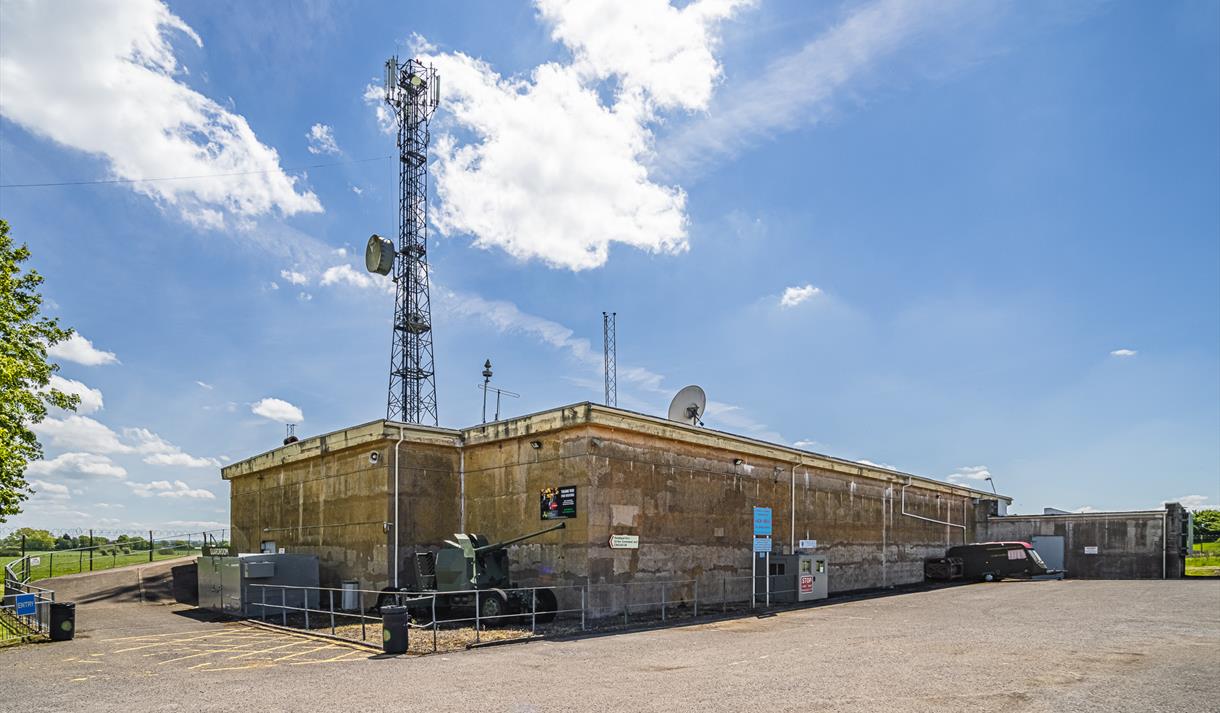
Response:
[530,440,542,449]
[733,458,744,466]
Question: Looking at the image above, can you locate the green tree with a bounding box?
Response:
[7,527,55,551]
[1194,509,1220,544]
[0,218,78,521]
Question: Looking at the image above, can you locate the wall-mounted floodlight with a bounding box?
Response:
[529,440,542,450]
[365,234,395,275]
[733,458,744,466]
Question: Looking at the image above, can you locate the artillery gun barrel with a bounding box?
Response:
[473,521,566,553]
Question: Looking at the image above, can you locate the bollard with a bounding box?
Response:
[381,605,409,655]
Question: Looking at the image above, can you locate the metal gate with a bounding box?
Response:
[1032,535,1065,571]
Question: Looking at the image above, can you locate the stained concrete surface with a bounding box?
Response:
[2,580,1216,712]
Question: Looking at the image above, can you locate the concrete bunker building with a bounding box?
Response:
[222,403,1012,597]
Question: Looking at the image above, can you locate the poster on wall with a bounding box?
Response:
[541,485,578,520]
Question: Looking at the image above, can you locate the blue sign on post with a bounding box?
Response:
[753,536,773,553]
[753,507,772,536]
[14,593,35,616]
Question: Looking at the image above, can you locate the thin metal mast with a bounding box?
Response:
[603,312,617,407]
[384,56,440,425]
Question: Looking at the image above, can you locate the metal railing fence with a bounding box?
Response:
[246,571,806,654]
[2,557,55,644]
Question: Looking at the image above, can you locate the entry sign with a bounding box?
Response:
[753,536,772,553]
[753,507,772,536]
[15,593,35,616]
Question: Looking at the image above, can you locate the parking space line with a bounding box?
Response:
[273,644,338,662]
[157,642,270,664]
[227,639,316,660]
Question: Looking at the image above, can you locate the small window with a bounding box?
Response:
[769,562,786,576]
[260,540,276,554]
[800,560,813,574]
[1007,548,1027,560]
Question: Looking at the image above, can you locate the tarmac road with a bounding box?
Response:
[2,579,1216,712]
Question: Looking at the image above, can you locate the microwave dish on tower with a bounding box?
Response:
[667,385,706,427]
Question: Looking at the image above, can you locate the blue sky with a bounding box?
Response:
[1,0,1217,534]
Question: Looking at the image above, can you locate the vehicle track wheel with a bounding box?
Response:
[479,592,506,625]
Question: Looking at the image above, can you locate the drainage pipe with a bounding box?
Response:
[458,438,466,532]
[393,425,405,588]
[790,463,797,554]
[901,477,967,544]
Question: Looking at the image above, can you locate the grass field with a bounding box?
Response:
[1185,540,1220,577]
[2,548,200,592]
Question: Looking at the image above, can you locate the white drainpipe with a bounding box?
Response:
[790,463,797,554]
[393,425,405,588]
[902,477,967,544]
[458,438,466,532]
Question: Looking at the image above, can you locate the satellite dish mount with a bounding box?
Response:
[667,385,707,427]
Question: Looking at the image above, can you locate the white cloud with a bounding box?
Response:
[1072,505,1100,514]
[305,122,340,155]
[411,0,750,271]
[47,375,104,414]
[297,291,313,302]
[947,465,991,484]
[350,185,363,196]
[856,459,898,471]
[280,269,309,286]
[123,426,219,468]
[363,82,396,134]
[319,264,376,290]
[779,284,821,308]
[251,397,303,423]
[0,0,321,227]
[195,380,214,390]
[28,479,71,499]
[26,452,127,479]
[163,520,228,529]
[661,0,993,174]
[33,416,130,453]
[1168,495,1210,511]
[537,0,753,112]
[1110,349,1137,358]
[127,479,215,499]
[48,333,119,366]
[266,281,280,291]
[792,439,824,450]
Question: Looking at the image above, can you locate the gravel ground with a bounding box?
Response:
[2,579,1216,712]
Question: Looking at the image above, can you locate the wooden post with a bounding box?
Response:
[149,530,154,562]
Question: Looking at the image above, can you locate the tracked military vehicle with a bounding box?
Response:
[380,521,565,624]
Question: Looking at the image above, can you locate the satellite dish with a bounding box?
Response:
[667,385,706,427]
[365,234,395,275]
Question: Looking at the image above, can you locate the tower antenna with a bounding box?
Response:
[366,56,440,425]
[603,311,617,407]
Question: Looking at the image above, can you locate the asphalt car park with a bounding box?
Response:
[2,579,1216,712]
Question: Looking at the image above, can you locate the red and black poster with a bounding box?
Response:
[540,485,577,520]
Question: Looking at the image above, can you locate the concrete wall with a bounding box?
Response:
[225,421,461,589]
[454,405,996,597]
[984,505,1188,579]
[223,405,1006,597]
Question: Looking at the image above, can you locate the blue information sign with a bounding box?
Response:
[753,506,772,536]
[753,536,773,553]
[14,593,35,616]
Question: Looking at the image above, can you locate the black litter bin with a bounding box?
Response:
[381,605,408,654]
[50,601,75,641]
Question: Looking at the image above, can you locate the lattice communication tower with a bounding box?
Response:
[384,56,440,425]
[603,312,617,407]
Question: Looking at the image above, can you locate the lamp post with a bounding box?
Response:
[985,476,998,495]
[481,360,493,424]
